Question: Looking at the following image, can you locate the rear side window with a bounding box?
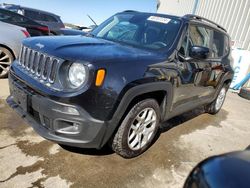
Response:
[25,10,58,22]
[212,31,229,57]
[24,10,39,20]
[43,14,58,22]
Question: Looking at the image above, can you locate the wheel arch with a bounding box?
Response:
[224,79,232,88]
[100,81,173,147]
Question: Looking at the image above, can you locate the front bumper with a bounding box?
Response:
[7,74,107,149]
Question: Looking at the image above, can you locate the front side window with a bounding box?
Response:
[92,13,182,50]
[179,25,212,57]
[189,25,211,48]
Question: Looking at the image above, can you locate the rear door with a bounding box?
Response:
[208,30,229,89]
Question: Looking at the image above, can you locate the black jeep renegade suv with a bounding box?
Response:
[7,11,234,158]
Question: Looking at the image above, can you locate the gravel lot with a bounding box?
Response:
[0,78,250,188]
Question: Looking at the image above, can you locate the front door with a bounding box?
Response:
[172,24,214,110]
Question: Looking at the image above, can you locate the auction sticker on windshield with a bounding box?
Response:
[147,16,171,24]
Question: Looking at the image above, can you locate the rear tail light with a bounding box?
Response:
[21,29,30,37]
[36,26,49,32]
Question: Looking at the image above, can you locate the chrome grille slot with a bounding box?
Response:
[18,46,23,65]
[26,48,31,70]
[49,59,58,83]
[31,52,38,74]
[36,53,43,76]
[38,54,45,77]
[18,45,61,84]
[22,47,27,68]
[42,57,50,80]
[21,47,26,66]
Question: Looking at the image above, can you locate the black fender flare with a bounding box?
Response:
[100,81,173,147]
[212,72,234,101]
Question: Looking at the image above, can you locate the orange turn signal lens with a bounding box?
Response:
[95,69,106,86]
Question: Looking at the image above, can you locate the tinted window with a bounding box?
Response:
[43,14,58,22]
[25,10,58,22]
[24,10,39,20]
[92,13,181,50]
[179,25,211,57]
[212,31,228,57]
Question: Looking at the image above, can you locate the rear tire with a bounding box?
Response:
[0,47,14,78]
[111,99,160,158]
[205,85,227,114]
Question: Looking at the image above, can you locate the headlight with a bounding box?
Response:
[68,63,87,88]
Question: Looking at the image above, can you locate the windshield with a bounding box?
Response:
[92,13,181,50]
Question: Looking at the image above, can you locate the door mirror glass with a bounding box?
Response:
[189,46,210,60]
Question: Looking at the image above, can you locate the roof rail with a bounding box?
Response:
[183,14,227,32]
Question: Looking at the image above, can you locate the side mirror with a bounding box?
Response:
[189,46,210,60]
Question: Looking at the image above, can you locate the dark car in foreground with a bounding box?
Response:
[7,11,234,158]
[0,8,49,36]
[1,3,64,35]
[185,150,250,188]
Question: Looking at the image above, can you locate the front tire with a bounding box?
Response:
[111,99,160,158]
[205,85,227,114]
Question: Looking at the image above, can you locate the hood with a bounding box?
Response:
[23,36,161,63]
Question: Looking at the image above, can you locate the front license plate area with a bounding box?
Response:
[12,84,28,112]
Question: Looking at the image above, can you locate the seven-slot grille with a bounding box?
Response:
[18,45,60,83]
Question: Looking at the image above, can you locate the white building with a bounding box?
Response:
[157,0,250,51]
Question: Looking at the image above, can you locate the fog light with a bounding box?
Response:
[55,120,81,135]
